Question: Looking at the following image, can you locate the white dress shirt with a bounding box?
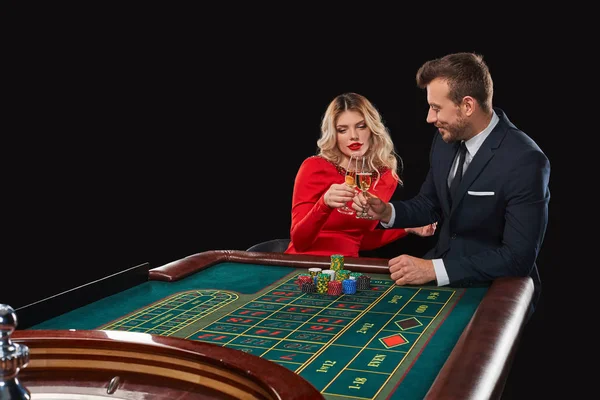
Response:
[383,111,499,285]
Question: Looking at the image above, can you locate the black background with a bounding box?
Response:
[3,9,560,399]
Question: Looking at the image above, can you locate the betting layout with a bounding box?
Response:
[100,255,463,400]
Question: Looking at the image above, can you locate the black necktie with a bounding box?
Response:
[449,141,467,203]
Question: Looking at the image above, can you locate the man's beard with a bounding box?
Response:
[437,115,469,143]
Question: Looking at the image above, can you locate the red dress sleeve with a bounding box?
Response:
[360,226,408,250]
[288,156,411,255]
[288,157,337,252]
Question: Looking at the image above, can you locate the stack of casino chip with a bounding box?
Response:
[308,267,322,284]
[356,274,371,290]
[327,280,342,295]
[330,254,344,271]
[342,278,357,294]
[296,274,313,288]
[335,269,350,281]
[301,281,316,293]
[316,273,330,294]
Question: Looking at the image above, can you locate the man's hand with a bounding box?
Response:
[389,254,436,285]
[324,183,357,209]
[352,192,392,223]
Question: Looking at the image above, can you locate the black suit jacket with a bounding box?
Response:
[391,108,550,308]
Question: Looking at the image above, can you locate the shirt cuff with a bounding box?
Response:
[432,259,449,286]
[379,203,396,228]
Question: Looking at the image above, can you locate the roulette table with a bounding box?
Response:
[8,250,533,399]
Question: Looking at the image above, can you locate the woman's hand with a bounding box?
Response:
[324,183,357,209]
[405,222,437,237]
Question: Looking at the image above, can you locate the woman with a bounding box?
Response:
[285,92,435,257]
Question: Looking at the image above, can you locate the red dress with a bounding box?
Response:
[284,156,408,257]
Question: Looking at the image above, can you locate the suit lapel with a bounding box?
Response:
[450,112,508,212]
[450,146,493,211]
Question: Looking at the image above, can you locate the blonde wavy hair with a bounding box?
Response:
[317,92,403,186]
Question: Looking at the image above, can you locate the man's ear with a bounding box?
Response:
[462,96,475,116]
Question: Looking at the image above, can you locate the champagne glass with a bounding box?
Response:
[355,156,373,219]
[337,154,358,215]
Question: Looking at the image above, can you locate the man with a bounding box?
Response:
[354,52,550,312]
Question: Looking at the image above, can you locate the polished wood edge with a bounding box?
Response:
[12,329,325,400]
[148,250,390,281]
[424,276,534,400]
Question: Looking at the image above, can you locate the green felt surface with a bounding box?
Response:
[32,262,294,330]
[30,262,487,400]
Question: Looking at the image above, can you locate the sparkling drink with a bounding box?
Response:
[356,172,372,191]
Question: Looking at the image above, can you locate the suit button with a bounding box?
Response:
[451,233,457,239]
